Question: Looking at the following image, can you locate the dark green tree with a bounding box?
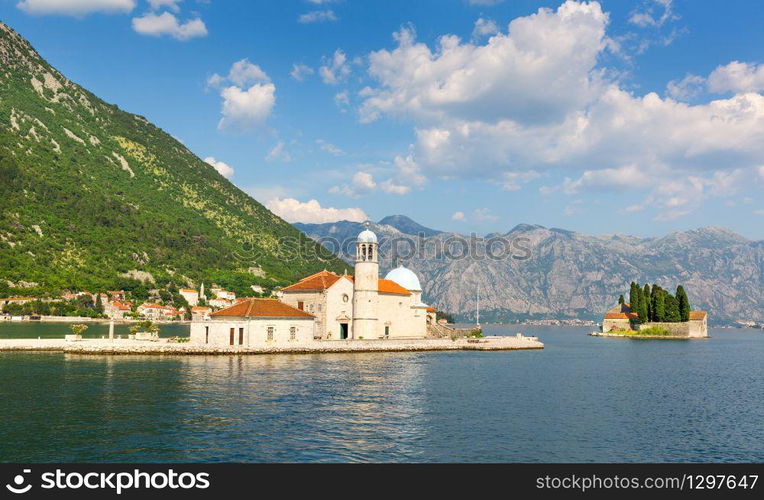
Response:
[643,284,652,322]
[618,294,625,305]
[94,292,104,314]
[629,282,639,314]
[654,289,666,322]
[676,285,690,322]
[665,293,681,322]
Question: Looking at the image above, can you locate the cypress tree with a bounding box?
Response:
[95,292,103,314]
[643,284,652,322]
[629,282,639,315]
[637,286,648,323]
[676,285,690,322]
[654,290,666,322]
[665,293,681,322]
[618,294,625,305]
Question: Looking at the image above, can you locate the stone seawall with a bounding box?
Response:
[0,336,543,355]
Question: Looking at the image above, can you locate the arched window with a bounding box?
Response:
[368,245,374,261]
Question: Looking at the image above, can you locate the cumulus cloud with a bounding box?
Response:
[290,63,315,82]
[319,49,351,85]
[298,10,337,24]
[266,198,368,224]
[329,171,377,198]
[209,60,276,130]
[452,211,466,221]
[132,11,207,40]
[265,142,292,163]
[708,61,764,94]
[357,0,764,219]
[218,84,276,130]
[666,73,705,101]
[204,156,235,179]
[473,17,498,38]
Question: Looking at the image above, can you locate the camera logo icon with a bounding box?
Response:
[6,469,32,494]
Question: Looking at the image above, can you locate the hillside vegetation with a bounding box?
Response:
[0,22,347,298]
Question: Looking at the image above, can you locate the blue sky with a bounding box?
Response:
[3,0,764,239]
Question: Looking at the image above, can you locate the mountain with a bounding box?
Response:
[295,218,764,324]
[378,215,442,238]
[0,22,348,298]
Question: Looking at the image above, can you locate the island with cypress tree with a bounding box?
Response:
[594,282,708,338]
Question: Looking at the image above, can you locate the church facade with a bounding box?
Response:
[190,225,430,345]
[277,225,430,340]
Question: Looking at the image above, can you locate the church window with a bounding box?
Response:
[342,294,349,303]
[290,327,296,341]
[267,327,274,341]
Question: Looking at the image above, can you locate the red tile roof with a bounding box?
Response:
[426,306,437,313]
[282,270,411,296]
[604,312,639,320]
[211,298,314,318]
[281,270,344,292]
[689,311,707,320]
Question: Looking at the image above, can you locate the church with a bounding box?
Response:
[190,225,433,345]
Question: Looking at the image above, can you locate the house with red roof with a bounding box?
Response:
[189,298,314,346]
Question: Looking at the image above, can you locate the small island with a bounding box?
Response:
[591,282,708,339]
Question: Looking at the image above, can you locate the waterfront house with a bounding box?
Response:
[104,301,133,320]
[137,303,179,320]
[189,298,314,346]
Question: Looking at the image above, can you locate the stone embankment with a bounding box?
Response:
[0,336,543,355]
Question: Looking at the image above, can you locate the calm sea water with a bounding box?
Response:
[0,323,761,463]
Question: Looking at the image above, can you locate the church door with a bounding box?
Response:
[340,323,349,340]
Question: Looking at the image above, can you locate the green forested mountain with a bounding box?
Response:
[0,21,347,298]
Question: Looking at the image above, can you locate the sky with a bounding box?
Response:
[3,0,764,239]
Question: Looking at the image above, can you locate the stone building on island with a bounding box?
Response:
[190,224,431,345]
[602,303,708,338]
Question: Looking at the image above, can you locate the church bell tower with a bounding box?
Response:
[352,222,379,339]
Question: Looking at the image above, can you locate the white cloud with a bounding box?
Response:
[334,90,350,111]
[298,10,337,24]
[501,170,541,190]
[628,0,676,28]
[708,61,764,94]
[227,59,270,86]
[148,0,180,12]
[666,73,705,101]
[204,156,235,179]
[132,12,207,40]
[265,142,292,163]
[357,1,764,219]
[290,63,315,82]
[18,0,135,16]
[218,83,276,130]
[316,139,344,156]
[473,208,498,222]
[266,198,368,224]
[210,60,276,130]
[452,211,465,221]
[330,171,378,198]
[319,49,351,85]
[473,18,498,38]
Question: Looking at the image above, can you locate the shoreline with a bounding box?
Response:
[0,335,544,355]
[589,331,705,340]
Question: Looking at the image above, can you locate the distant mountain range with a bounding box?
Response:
[0,22,347,298]
[295,217,764,324]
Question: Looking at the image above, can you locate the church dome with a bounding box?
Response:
[357,226,378,243]
[385,265,422,292]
